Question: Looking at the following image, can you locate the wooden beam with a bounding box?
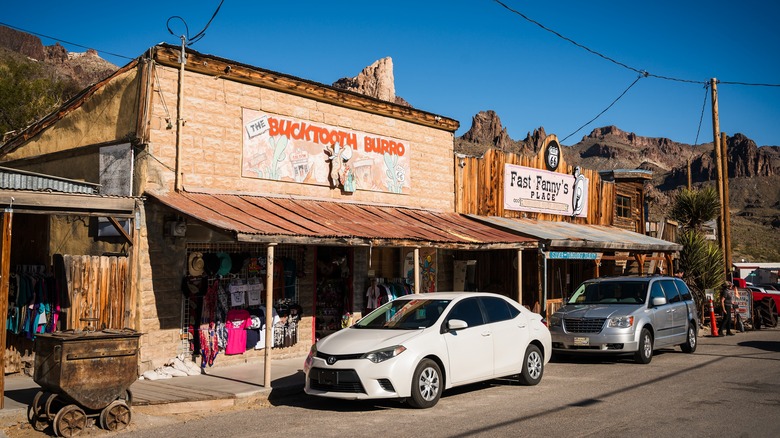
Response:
[153,46,459,133]
[0,211,12,408]
[0,191,135,216]
[107,217,133,246]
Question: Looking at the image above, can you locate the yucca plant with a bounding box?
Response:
[671,187,725,319]
[669,187,721,232]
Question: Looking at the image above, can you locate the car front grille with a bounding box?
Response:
[308,367,365,393]
[316,351,363,364]
[564,318,606,333]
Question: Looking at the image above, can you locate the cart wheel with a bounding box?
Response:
[44,392,60,417]
[27,391,49,431]
[99,400,132,431]
[53,404,87,438]
[119,388,133,407]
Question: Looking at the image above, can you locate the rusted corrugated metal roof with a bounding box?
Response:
[147,191,536,249]
[467,215,682,252]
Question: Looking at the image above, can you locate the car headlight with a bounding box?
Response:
[548,315,561,327]
[362,345,406,363]
[608,316,635,328]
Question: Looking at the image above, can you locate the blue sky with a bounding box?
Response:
[4,1,779,146]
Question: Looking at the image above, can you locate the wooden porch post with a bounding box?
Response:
[516,249,523,305]
[413,247,420,294]
[635,254,646,276]
[0,210,12,408]
[263,243,276,388]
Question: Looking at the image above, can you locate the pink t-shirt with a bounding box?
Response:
[225,309,251,355]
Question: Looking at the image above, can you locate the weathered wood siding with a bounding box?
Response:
[63,255,133,330]
[455,138,613,225]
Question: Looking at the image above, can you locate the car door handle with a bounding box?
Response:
[481,331,491,337]
[518,324,526,328]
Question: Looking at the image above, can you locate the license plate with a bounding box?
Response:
[318,370,338,385]
[573,337,590,346]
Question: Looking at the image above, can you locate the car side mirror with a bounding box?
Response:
[447,319,468,331]
[651,297,667,307]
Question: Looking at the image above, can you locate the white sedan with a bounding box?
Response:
[304,292,551,408]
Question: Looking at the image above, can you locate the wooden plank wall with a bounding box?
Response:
[456,142,613,225]
[64,255,130,330]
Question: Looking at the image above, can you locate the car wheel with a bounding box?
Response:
[518,344,544,385]
[680,323,697,353]
[407,358,442,409]
[634,328,653,364]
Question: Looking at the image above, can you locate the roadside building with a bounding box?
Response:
[455,140,682,316]
[0,44,535,372]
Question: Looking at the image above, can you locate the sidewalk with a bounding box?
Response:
[0,354,308,427]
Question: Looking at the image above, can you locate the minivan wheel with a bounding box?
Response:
[680,323,697,353]
[634,328,653,364]
[407,359,442,409]
[518,345,544,385]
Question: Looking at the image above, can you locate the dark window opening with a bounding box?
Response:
[617,195,631,218]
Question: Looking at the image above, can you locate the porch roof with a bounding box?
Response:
[466,215,682,252]
[147,191,537,250]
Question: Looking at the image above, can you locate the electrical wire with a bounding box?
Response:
[153,63,173,126]
[693,83,710,146]
[0,21,134,61]
[490,0,780,88]
[167,0,224,46]
[561,74,644,143]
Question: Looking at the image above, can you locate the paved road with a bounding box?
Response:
[7,328,780,437]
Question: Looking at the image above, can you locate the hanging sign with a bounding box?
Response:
[503,163,588,217]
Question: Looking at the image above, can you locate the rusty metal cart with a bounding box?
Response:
[27,329,142,437]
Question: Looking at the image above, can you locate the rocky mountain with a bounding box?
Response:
[456,110,780,262]
[332,57,410,107]
[0,26,117,88]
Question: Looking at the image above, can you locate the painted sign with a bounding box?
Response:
[547,252,600,260]
[242,109,411,193]
[503,163,588,217]
[544,140,561,171]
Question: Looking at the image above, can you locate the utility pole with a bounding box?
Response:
[710,78,727,276]
[721,132,732,276]
[687,158,692,190]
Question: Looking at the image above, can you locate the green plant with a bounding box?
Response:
[672,186,725,319]
[0,56,79,138]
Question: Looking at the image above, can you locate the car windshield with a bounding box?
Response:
[567,282,647,305]
[354,298,451,329]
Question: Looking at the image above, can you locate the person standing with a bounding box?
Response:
[720,281,735,336]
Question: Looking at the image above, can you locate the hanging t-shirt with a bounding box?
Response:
[225,309,251,355]
[366,284,381,310]
[247,279,264,306]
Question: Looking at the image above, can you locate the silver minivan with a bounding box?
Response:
[548,276,698,364]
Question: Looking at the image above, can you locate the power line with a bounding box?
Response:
[490,0,780,88]
[561,74,644,143]
[0,22,135,61]
[167,0,224,46]
[693,83,710,146]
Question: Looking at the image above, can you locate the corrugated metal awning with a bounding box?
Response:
[467,215,682,252]
[147,191,537,249]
